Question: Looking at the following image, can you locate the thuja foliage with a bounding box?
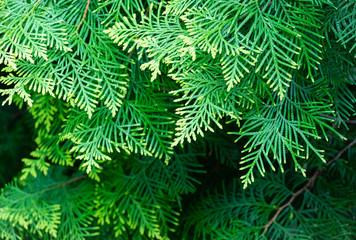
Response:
[0,0,355,239]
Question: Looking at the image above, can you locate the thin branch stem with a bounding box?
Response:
[319,114,356,125]
[52,175,87,189]
[242,1,272,18]
[77,0,90,31]
[22,0,43,24]
[10,0,43,34]
[264,138,356,232]
[40,175,87,194]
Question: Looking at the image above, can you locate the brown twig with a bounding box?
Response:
[52,175,87,189]
[42,175,87,194]
[77,0,90,31]
[264,138,356,232]
[20,0,43,26]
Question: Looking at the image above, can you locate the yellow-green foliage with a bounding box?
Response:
[0,0,355,239]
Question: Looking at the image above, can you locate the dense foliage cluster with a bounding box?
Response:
[0,0,355,239]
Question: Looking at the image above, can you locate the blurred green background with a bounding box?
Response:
[0,68,34,187]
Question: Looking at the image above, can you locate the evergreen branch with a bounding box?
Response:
[49,175,87,190]
[242,1,272,19]
[77,0,90,31]
[0,1,355,238]
[19,0,43,26]
[318,114,356,125]
[31,175,89,195]
[264,138,356,232]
